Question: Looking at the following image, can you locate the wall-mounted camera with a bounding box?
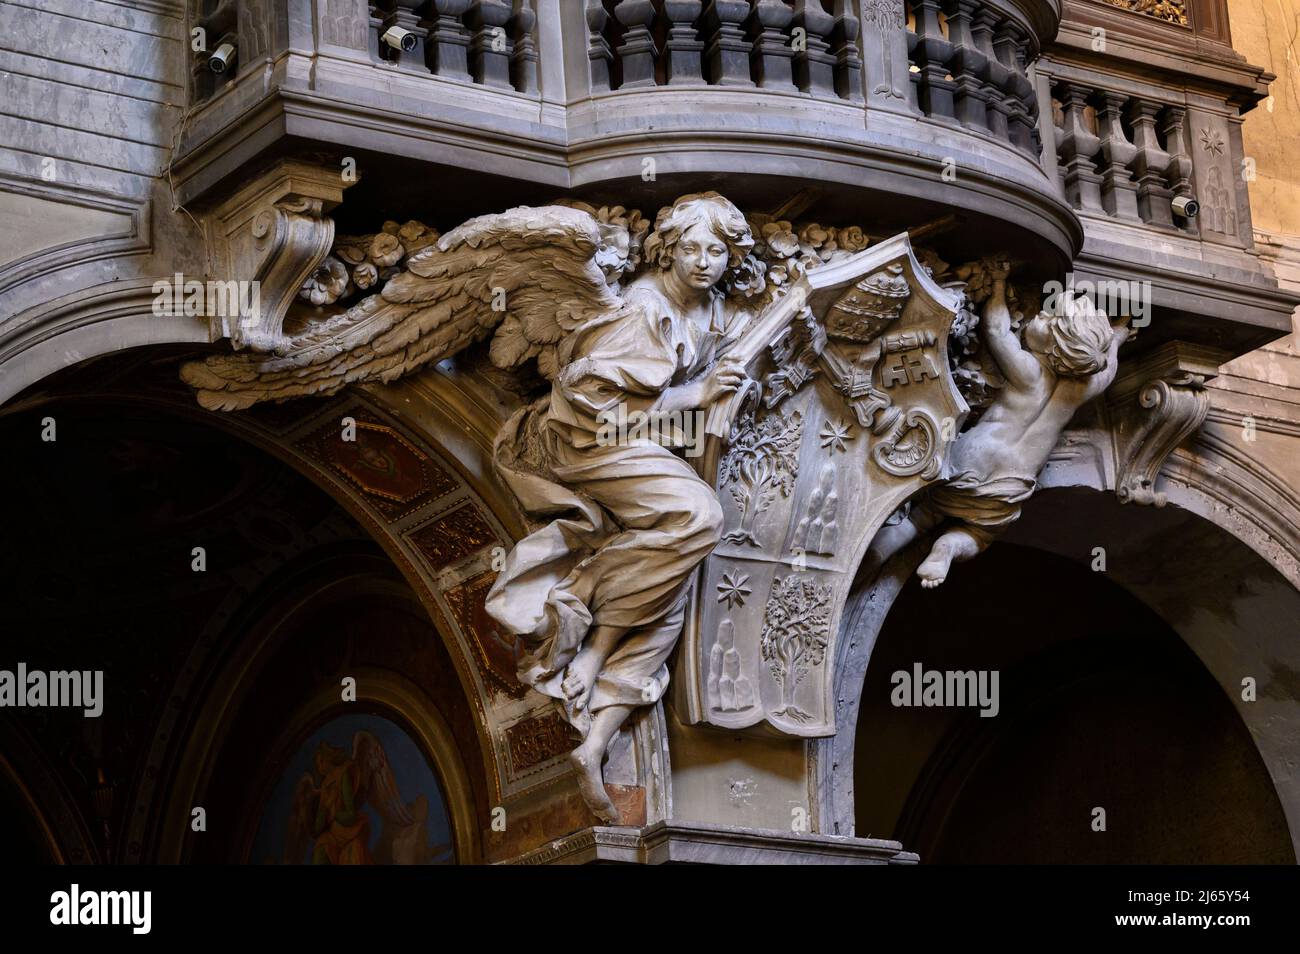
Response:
[208,34,237,74]
[1171,195,1200,219]
[381,25,417,53]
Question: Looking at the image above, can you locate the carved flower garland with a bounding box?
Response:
[299,219,441,308]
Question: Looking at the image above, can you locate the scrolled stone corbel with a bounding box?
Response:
[1110,342,1225,507]
[205,159,350,352]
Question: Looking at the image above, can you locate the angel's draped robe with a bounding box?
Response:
[485,285,740,738]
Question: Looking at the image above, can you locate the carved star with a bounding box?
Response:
[819,418,855,454]
[716,571,752,609]
[1199,127,1225,157]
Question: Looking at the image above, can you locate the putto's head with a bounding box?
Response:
[644,192,755,292]
[1026,292,1112,377]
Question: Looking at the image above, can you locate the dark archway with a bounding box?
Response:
[853,541,1295,863]
[0,389,485,863]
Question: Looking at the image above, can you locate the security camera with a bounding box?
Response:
[208,36,237,74]
[1171,195,1200,219]
[381,25,417,52]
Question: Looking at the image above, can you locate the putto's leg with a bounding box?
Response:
[916,526,985,588]
[864,516,922,577]
[569,704,633,823]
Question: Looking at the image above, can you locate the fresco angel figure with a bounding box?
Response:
[183,193,762,821]
[285,732,425,865]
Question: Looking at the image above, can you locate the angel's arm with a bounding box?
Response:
[983,276,1041,390]
[652,354,748,414]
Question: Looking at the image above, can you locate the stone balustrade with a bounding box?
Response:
[904,0,1043,156]
[1049,82,1196,233]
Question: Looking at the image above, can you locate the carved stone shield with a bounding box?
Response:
[677,234,969,736]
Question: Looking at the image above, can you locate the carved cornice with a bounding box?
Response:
[205,159,351,351]
[1109,340,1226,506]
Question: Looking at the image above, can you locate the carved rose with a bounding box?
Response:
[728,254,768,298]
[761,221,800,258]
[300,255,350,306]
[369,233,405,268]
[398,219,439,253]
[837,225,868,252]
[352,261,379,290]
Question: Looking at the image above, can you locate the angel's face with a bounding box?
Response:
[672,220,729,291]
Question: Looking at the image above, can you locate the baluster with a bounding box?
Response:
[467,0,513,87]
[1127,100,1174,226]
[972,10,1007,140]
[944,1,989,129]
[702,1,753,86]
[663,1,706,84]
[1094,91,1140,221]
[587,0,615,91]
[910,0,955,121]
[830,0,863,102]
[989,21,1025,147]
[1056,83,1104,213]
[510,0,538,93]
[424,0,473,80]
[792,0,837,97]
[748,0,795,90]
[1005,22,1039,154]
[1161,106,1196,229]
[615,0,659,88]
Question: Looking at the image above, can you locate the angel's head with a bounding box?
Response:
[644,193,755,295]
[313,740,347,778]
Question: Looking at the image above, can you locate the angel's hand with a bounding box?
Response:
[706,354,750,404]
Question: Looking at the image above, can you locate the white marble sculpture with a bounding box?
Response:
[183,193,766,821]
[867,258,1131,586]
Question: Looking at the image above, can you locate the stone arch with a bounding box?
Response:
[2,342,670,858]
[817,469,1300,859]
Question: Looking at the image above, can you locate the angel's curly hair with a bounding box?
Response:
[1040,292,1112,377]
[643,192,755,282]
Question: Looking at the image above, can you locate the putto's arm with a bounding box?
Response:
[983,275,1041,389]
[1082,321,1131,401]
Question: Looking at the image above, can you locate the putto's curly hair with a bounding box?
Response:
[643,192,755,284]
[1040,292,1113,377]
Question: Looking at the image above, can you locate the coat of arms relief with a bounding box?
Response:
[182,193,1128,821]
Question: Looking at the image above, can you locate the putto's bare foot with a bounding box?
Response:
[916,540,955,589]
[561,646,603,712]
[570,747,619,823]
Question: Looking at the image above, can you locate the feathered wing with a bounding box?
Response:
[351,731,415,828]
[180,205,625,410]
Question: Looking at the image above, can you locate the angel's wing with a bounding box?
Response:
[351,730,415,828]
[180,205,625,410]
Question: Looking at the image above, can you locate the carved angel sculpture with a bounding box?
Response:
[183,193,761,822]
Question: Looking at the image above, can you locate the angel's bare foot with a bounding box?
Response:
[917,538,956,589]
[561,646,604,712]
[569,746,619,824]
